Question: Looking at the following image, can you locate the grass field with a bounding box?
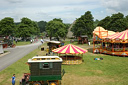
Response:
[13,41,31,46]
[0,41,128,85]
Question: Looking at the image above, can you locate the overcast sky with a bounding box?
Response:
[0,0,128,23]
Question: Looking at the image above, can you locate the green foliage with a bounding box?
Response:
[71,11,94,38]
[98,12,128,32]
[32,21,40,35]
[0,17,16,36]
[37,21,47,33]
[94,19,99,27]
[46,18,67,40]
[16,17,40,38]
[98,16,111,29]
[53,18,63,22]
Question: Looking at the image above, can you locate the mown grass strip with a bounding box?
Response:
[13,41,31,46]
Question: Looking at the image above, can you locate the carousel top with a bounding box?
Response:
[93,26,116,39]
[107,29,128,40]
[52,44,88,54]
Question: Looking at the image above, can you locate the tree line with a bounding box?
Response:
[0,11,128,40]
[0,17,69,41]
[0,17,40,40]
[71,11,128,39]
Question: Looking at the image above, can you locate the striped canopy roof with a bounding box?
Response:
[107,29,128,40]
[52,44,88,54]
[93,26,116,39]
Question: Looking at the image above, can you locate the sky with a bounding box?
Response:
[0,0,128,23]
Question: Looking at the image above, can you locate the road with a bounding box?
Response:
[0,40,42,71]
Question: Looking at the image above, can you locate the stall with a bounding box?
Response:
[78,35,88,44]
[102,29,128,56]
[52,44,88,64]
[45,40,61,53]
[93,26,128,56]
[93,26,113,53]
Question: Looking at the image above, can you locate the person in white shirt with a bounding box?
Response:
[41,39,44,44]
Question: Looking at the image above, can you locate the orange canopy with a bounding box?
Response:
[93,26,116,39]
[52,44,88,54]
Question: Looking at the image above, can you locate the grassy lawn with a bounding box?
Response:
[13,41,31,46]
[0,41,128,85]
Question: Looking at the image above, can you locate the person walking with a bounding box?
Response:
[12,74,16,85]
[30,39,33,44]
[41,39,44,44]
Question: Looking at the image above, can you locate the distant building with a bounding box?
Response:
[78,35,88,44]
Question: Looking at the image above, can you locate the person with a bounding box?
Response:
[30,39,33,44]
[12,74,15,85]
[61,42,64,46]
[15,38,17,44]
[41,39,44,44]
[88,41,90,45]
[20,73,30,85]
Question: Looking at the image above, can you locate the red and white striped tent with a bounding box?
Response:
[107,29,128,40]
[52,44,88,54]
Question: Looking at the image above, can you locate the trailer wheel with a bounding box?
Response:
[33,82,41,85]
[49,82,57,85]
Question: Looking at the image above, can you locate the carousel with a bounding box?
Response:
[52,44,88,64]
[93,26,128,56]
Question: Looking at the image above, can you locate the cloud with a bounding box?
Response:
[6,0,22,3]
[0,0,106,23]
[101,0,128,13]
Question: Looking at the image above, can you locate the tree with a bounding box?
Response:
[0,17,15,36]
[46,18,67,40]
[98,12,128,32]
[125,15,128,28]
[53,18,63,22]
[98,16,111,29]
[16,17,40,39]
[107,12,126,31]
[94,19,99,27]
[71,11,94,38]
[37,21,47,33]
[32,21,40,35]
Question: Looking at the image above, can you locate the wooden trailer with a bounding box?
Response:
[20,56,65,85]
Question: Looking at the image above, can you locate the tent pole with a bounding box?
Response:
[81,53,83,62]
[74,54,76,60]
[123,43,125,57]
[93,34,95,53]
[66,54,67,61]
[112,43,114,56]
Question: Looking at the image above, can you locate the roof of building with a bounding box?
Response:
[28,56,62,63]
[45,40,61,44]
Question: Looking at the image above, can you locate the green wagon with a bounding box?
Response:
[20,56,65,85]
